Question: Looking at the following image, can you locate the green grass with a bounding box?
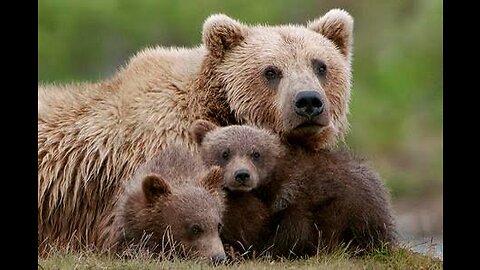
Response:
[38,247,442,270]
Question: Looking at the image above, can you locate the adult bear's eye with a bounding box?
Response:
[222,150,230,160]
[263,66,283,81]
[252,152,261,160]
[312,59,327,77]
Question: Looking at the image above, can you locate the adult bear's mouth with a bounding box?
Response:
[285,117,330,139]
[287,122,324,138]
[292,124,319,135]
[294,109,330,129]
[283,121,333,148]
[295,122,324,129]
[294,118,328,132]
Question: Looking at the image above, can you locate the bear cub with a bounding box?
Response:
[191,119,283,192]
[191,119,397,258]
[190,120,281,255]
[109,144,227,263]
[262,147,398,257]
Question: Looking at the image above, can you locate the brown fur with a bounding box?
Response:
[221,192,271,256]
[102,145,226,262]
[258,147,398,257]
[191,120,396,257]
[38,10,354,252]
[190,120,278,255]
[191,120,282,192]
[207,10,354,149]
[40,144,227,261]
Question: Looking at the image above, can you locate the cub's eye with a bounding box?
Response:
[222,150,230,160]
[263,66,283,81]
[190,224,202,236]
[218,223,223,233]
[252,152,261,160]
[312,59,327,77]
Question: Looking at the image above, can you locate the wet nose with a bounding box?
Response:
[211,254,226,264]
[294,91,324,119]
[234,169,250,184]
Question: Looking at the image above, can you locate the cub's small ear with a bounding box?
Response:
[307,9,354,62]
[142,173,171,203]
[202,13,246,58]
[190,119,218,145]
[201,166,224,193]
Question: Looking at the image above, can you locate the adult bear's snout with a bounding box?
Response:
[293,91,324,119]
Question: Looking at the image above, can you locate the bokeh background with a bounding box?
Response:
[38,0,443,257]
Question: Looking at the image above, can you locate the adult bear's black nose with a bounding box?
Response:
[234,169,250,184]
[294,91,324,119]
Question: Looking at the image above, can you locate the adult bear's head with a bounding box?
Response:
[201,9,354,149]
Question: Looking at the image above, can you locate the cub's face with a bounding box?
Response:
[120,167,226,263]
[202,9,354,148]
[159,188,225,261]
[191,120,282,192]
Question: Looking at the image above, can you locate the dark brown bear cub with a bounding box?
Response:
[263,147,397,257]
[108,145,227,263]
[191,119,397,258]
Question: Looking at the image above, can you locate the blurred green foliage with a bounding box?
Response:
[38,0,442,199]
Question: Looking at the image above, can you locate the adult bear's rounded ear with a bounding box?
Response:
[190,119,218,145]
[202,13,246,58]
[307,9,354,63]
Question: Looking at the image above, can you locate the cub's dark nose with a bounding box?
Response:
[234,169,250,184]
[211,254,226,264]
[294,91,324,119]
